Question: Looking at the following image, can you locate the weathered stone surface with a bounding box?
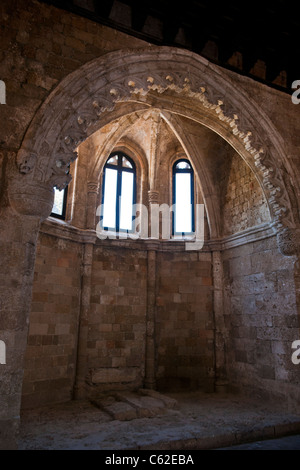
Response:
[139,389,179,409]
[1,0,300,452]
[0,418,19,450]
[91,390,176,421]
[115,392,166,418]
[99,401,138,421]
[91,368,139,384]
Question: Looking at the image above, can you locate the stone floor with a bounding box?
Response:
[18,390,300,450]
[217,434,300,450]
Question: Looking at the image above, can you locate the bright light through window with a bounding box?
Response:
[52,188,65,217]
[173,159,194,235]
[175,173,192,233]
[120,171,134,230]
[102,153,136,232]
[102,168,117,228]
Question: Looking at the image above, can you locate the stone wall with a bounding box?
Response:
[222,153,270,236]
[21,235,216,406]
[1,0,300,450]
[223,235,300,410]
[21,232,82,409]
[0,0,149,154]
[156,250,214,391]
[87,244,148,394]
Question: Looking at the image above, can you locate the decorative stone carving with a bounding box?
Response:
[253,149,292,230]
[48,153,75,190]
[277,228,300,256]
[17,150,37,175]
[16,47,298,252]
[148,190,159,204]
[87,181,99,194]
[50,173,72,191]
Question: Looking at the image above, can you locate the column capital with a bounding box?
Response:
[277,227,300,256]
[148,190,159,204]
[8,179,54,220]
[87,181,99,194]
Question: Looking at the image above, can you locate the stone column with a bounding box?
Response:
[0,170,54,448]
[148,189,159,238]
[144,247,158,389]
[212,250,228,392]
[73,242,94,399]
[72,181,98,398]
[86,181,99,230]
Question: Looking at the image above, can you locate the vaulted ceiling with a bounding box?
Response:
[40,0,299,93]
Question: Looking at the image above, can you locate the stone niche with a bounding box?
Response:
[1,0,300,452]
[21,99,282,407]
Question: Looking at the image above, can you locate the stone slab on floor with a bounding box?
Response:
[18,392,300,450]
[91,389,177,420]
[138,389,178,409]
[114,393,165,419]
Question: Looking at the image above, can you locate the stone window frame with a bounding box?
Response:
[100,150,137,234]
[172,157,195,237]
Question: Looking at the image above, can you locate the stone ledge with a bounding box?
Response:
[41,218,276,252]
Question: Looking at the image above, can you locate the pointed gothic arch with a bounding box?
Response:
[11,46,299,253]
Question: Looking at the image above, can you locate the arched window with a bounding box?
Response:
[101,152,136,232]
[172,159,194,235]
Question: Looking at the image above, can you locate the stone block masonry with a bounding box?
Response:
[87,245,148,394]
[21,233,82,409]
[22,234,216,405]
[222,153,270,236]
[156,251,214,392]
[1,0,300,451]
[223,235,300,409]
[0,0,149,152]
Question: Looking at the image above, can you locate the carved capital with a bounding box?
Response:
[8,180,54,220]
[87,181,99,194]
[148,190,159,204]
[277,228,300,256]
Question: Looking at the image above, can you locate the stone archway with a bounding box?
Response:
[1,46,299,449]
[10,47,300,246]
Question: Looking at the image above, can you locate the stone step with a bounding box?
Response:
[114,392,166,418]
[138,389,179,409]
[91,390,178,421]
[91,396,138,421]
